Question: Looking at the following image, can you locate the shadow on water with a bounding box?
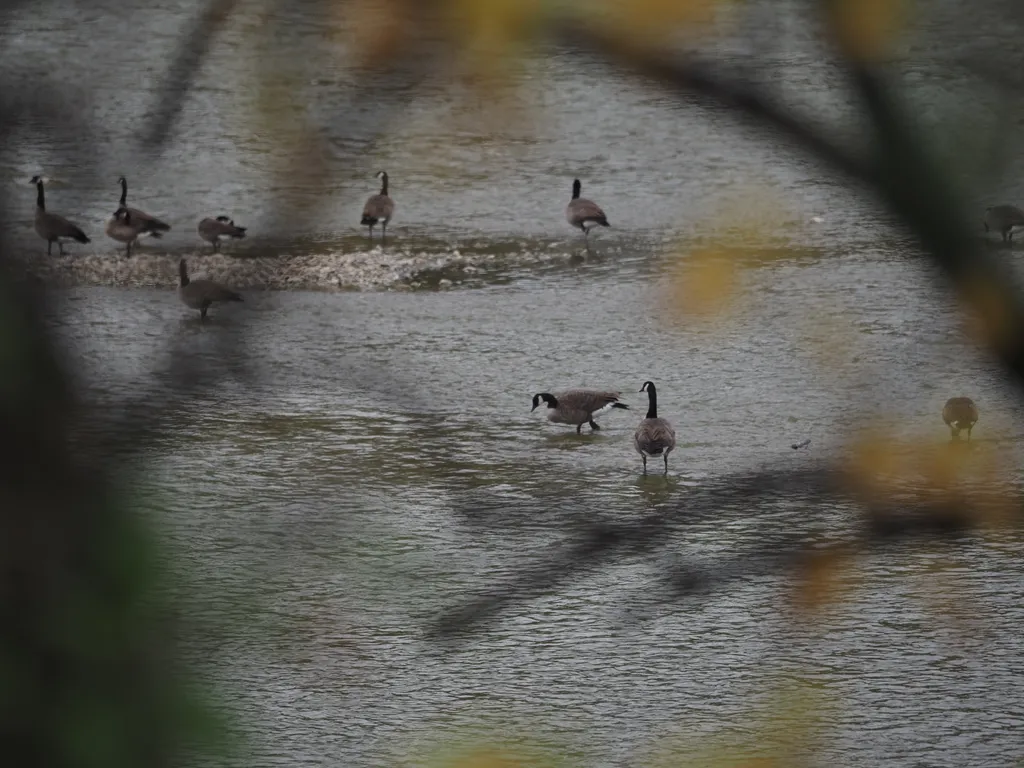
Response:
[541,431,612,448]
[633,473,684,503]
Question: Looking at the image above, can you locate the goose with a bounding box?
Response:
[29,176,90,255]
[361,170,395,242]
[198,216,247,251]
[984,205,1024,243]
[105,208,146,256]
[178,258,243,320]
[530,389,628,433]
[566,179,609,244]
[115,176,171,238]
[942,397,979,441]
[634,381,676,475]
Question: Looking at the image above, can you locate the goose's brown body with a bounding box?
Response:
[198,216,247,250]
[942,397,979,440]
[531,389,628,433]
[30,176,89,255]
[178,258,243,319]
[634,381,676,474]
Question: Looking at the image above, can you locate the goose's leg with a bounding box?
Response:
[576,423,583,434]
[589,420,600,431]
[382,222,387,244]
[967,426,973,442]
[367,225,374,242]
[58,240,65,256]
[200,304,209,321]
[641,455,647,475]
[214,239,220,253]
[663,455,669,475]
[47,240,52,256]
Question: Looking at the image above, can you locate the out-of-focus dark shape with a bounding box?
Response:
[984,204,1024,242]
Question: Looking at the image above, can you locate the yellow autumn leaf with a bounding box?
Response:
[644,680,828,766]
[448,0,544,69]
[446,748,528,768]
[339,0,414,67]
[844,429,1021,535]
[794,546,851,613]
[960,272,1016,352]
[846,430,918,503]
[828,0,906,60]
[591,0,727,42]
[665,246,739,320]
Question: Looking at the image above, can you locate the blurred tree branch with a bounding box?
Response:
[144,0,242,147]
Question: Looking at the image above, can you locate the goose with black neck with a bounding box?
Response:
[178,258,243,320]
[29,176,90,256]
[634,380,676,475]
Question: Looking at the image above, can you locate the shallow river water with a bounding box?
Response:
[8,0,1024,765]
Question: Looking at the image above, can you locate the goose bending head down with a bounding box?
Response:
[634,380,676,475]
[566,179,609,246]
[942,397,979,441]
[29,176,90,256]
[198,215,247,251]
[361,170,395,243]
[530,389,629,434]
[115,176,171,238]
[178,258,243,320]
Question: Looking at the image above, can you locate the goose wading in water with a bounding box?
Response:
[361,170,395,242]
[115,176,171,238]
[105,208,147,256]
[198,216,247,251]
[566,178,609,246]
[531,389,629,434]
[984,205,1024,243]
[178,258,243,320]
[29,176,90,255]
[942,397,979,441]
[634,380,676,475]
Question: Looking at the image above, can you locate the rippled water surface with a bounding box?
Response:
[12,0,1024,765]
[51,248,1024,767]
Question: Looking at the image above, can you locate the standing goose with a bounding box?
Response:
[942,397,979,441]
[105,208,146,256]
[531,389,629,434]
[361,170,395,242]
[634,381,676,475]
[29,176,90,255]
[566,178,609,245]
[178,258,243,320]
[984,205,1024,243]
[115,176,171,238]
[198,216,247,251]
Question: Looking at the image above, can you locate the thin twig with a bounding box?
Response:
[557,22,880,190]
